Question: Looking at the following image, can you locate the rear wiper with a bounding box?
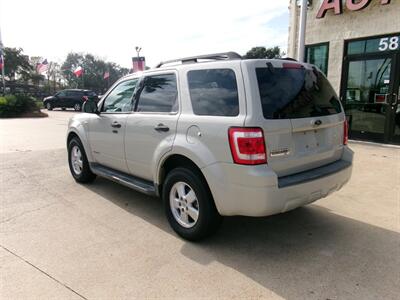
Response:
[266,62,275,74]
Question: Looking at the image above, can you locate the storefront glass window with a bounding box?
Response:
[305,43,329,75]
[348,34,400,55]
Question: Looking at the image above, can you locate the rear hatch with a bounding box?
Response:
[243,60,345,177]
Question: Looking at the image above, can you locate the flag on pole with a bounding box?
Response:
[0,29,5,94]
[132,56,145,73]
[36,58,49,74]
[103,71,110,79]
[73,66,84,77]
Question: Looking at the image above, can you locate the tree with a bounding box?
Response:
[61,52,85,89]
[47,62,63,94]
[244,46,284,59]
[3,47,33,81]
[29,73,45,87]
[61,52,129,93]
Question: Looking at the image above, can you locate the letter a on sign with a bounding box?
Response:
[317,0,343,19]
[346,0,372,11]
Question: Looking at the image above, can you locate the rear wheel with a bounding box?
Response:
[46,102,53,110]
[74,103,82,111]
[68,137,96,183]
[162,167,222,241]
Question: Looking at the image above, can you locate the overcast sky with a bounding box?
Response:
[0,0,289,68]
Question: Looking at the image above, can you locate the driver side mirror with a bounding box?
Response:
[82,100,100,114]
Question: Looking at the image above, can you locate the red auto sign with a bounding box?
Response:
[317,0,391,19]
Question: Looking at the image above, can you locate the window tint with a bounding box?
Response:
[187,69,239,116]
[136,74,177,113]
[256,67,341,119]
[57,91,67,97]
[103,79,138,113]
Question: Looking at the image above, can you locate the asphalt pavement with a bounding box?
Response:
[0,110,399,299]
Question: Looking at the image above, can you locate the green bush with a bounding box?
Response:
[0,94,39,118]
[35,100,44,109]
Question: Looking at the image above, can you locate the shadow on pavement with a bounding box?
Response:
[86,177,400,299]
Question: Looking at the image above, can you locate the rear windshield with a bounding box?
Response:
[256,67,341,119]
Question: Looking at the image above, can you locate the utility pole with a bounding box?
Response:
[107,69,110,89]
[0,25,5,94]
[297,0,308,62]
[135,46,141,60]
[134,46,142,72]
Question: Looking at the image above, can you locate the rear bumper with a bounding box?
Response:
[202,146,354,217]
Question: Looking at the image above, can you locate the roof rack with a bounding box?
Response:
[156,51,242,68]
[281,57,298,61]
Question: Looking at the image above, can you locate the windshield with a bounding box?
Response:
[256,67,341,119]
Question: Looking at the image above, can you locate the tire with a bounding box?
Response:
[62,107,66,111]
[74,103,82,111]
[68,137,96,183]
[162,167,222,241]
[46,102,53,110]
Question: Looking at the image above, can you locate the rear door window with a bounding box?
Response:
[136,74,178,113]
[256,67,341,119]
[187,69,239,116]
[68,91,83,97]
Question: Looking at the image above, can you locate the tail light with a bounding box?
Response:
[343,120,349,145]
[228,127,267,165]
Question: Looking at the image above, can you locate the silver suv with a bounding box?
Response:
[67,52,353,240]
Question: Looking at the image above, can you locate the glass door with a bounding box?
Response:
[389,69,400,144]
[343,53,399,143]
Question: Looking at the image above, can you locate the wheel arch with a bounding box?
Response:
[66,127,94,162]
[67,131,79,146]
[157,154,211,198]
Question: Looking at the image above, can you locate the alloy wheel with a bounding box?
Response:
[70,145,83,175]
[169,181,199,228]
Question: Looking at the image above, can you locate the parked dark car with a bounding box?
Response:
[43,89,97,111]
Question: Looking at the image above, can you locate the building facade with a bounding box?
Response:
[288,0,400,144]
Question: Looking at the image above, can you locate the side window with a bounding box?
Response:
[85,91,96,97]
[136,74,178,113]
[187,69,239,116]
[68,91,82,97]
[58,91,67,97]
[102,79,138,113]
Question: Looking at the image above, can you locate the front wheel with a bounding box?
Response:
[162,167,222,241]
[46,102,53,110]
[68,137,96,183]
[74,103,82,111]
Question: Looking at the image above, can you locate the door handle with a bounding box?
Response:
[111,121,121,128]
[154,123,169,132]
